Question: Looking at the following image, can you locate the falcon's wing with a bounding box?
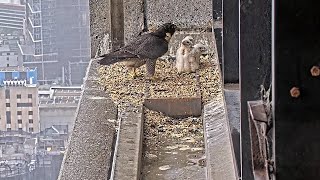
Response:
[98,33,169,65]
[123,34,169,60]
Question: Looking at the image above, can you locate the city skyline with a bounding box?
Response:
[0,0,89,179]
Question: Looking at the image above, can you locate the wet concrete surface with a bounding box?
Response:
[142,109,206,180]
[224,84,240,177]
[142,137,206,180]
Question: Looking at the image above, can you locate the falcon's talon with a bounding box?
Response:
[146,76,161,82]
[128,72,137,79]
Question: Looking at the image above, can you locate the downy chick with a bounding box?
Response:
[188,43,208,72]
[175,36,194,74]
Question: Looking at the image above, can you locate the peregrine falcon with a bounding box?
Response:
[175,36,194,74]
[98,23,177,79]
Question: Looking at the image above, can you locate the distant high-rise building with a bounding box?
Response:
[0,44,20,67]
[19,0,90,85]
[0,33,24,67]
[0,1,25,31]
[0,66,39,133]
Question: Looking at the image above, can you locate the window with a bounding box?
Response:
[17,111,22,115]
[17,103,32,107]
[18,119,22,124]
[5,89,10,99]
[6,103,10,107]
[29,128,33,132]
[6,111,11,124]
[29,119,33,124]
[35,48,41,54]
[28,94,32,99]
[7,53,10,55]
[6,57,9,60]
[7,128,11,131]
[5,72,12,79]
[28,111,33,115]
[18,128,22,131]
[35,34,40,39]
[17,94,21,99]
[6,64,9,67]
[20,72,26,80]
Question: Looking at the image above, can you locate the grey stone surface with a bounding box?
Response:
[203,101,238,180]
[123,0,213,44]
[58,60,117,180]
[123,0,144,43]
[145,0,213,28]
[89,0,111,57]
[113,106,144,180]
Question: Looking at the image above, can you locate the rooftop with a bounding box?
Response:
[0,66,36,72]
[39,86,82,107]
[0,44,10,51]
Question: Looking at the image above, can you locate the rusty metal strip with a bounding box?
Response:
[248,100,269,180]
[144,97,202,118]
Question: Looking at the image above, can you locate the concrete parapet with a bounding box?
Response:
[203,101,238,180]
[58,60,117,180]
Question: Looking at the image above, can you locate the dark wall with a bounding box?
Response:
[274,1,320,179]
[223,0,239,83]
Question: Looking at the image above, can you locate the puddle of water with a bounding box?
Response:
[142,110,206,180]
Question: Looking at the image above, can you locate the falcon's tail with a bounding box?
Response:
[98,51,138,65]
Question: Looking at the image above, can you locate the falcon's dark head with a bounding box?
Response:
[153,23,177,42]
[161,23,177,36]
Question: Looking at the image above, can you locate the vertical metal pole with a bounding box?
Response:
[239,0,272,179]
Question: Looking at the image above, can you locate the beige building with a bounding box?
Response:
[0,67,39,133]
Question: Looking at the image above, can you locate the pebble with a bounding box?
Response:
[159,165,171,171]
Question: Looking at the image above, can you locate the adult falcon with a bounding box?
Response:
[98,23,177,80]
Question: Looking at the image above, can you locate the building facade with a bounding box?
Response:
[0,67,39,133]
[20,0,90,85]
[39,86,80,133]
[0,44,19,67]
[0,1,25,31]
[0,33,24,67]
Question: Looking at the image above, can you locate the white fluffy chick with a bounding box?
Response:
[175,36,194,74]
[188,43,208,72]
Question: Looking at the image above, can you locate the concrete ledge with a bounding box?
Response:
[113,106,144,180]
[224,88,241,174]
[58,60,117,180]
[204,101,238,180]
